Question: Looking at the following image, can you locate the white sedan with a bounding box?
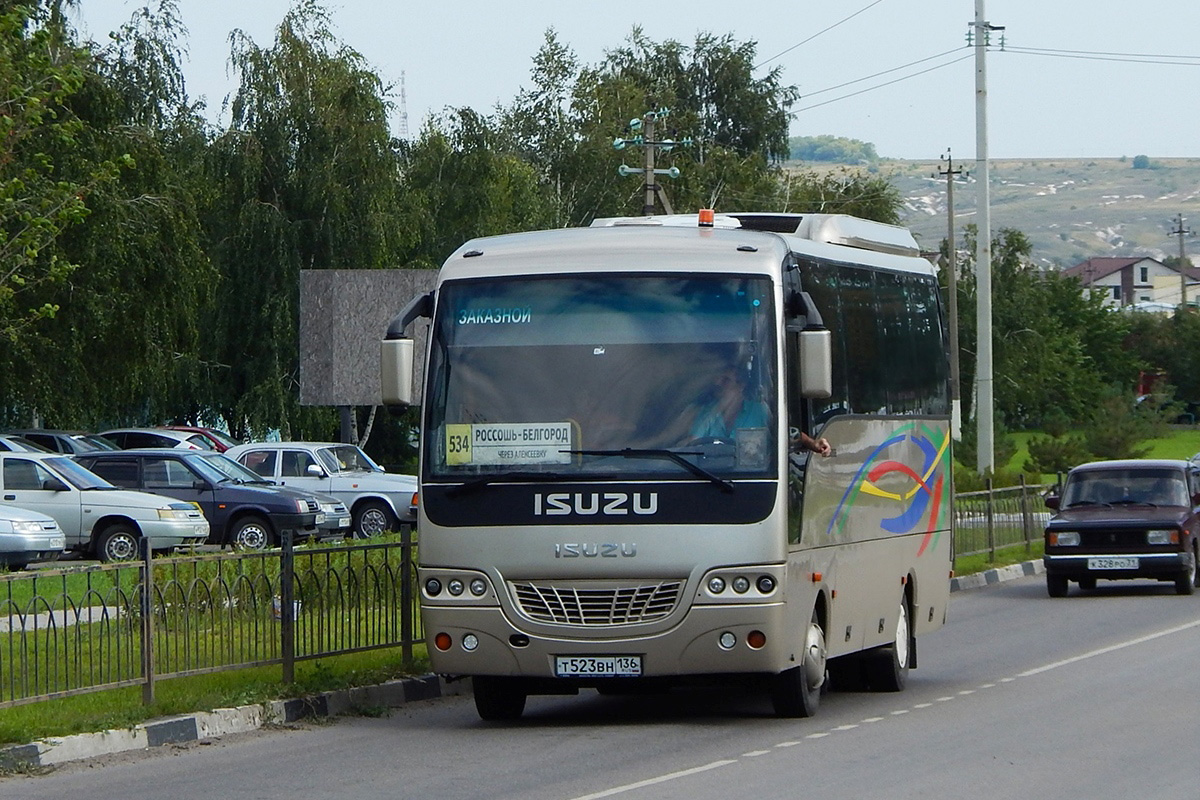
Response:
[0,504,66,570]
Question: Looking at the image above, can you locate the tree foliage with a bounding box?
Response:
[788,135,879,164]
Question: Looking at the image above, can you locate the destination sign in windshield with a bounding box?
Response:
[445,422,573,466]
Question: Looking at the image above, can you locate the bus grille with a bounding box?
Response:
[510,580,683,626]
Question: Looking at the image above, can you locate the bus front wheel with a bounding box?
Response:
[770,611,826,718]
[473,676,527,721]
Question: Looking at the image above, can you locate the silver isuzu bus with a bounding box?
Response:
[382,211,953,720]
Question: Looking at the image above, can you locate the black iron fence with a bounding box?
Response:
[953,478,1057,560]
[0,531,419,709]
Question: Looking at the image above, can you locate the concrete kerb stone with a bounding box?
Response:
[3,561,1044,772]
[0,674,461,772]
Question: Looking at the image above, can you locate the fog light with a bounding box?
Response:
[470,578,487,596]
[434,632,452,651]
[756,575,776,594]
[425,578,443,596]
[447,579,465,596]
[719,631,737,649]
[732,576,750,593]
[462,633,479,651]
[708,576,726,594]
[747,630,767,649]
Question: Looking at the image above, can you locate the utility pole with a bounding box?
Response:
[1169,213,1192,309]
[613,109,690,215]
[938,148,966,441]
[971,2,1003,475]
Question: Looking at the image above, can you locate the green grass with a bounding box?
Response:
[0,646,429,747]
[955,541,1043,577]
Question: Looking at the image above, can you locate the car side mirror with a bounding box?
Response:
[1044,495,1060,511]
[42,477,69,492]
[306,464,326,477]
[193,480,211,492]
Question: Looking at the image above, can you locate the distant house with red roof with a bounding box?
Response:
[1062,256,1200,310]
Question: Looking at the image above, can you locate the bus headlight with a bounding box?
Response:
[469,578,488,596]
[447,579,464,596]
[756,575,776,594]
[425,578,443,596]
[731,576,750,593]
[707,577,727,594]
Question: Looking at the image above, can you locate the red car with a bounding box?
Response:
[164,426,242,453]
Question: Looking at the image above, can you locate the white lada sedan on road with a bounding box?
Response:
[226,442,417,538]
[0,452,209,561]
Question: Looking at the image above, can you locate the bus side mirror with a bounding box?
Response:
[799,329,832,399]
[381,337,414,408]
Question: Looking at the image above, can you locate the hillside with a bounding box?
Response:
[808,157,1200,269]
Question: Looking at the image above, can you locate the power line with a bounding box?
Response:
[798,47,964,100]
[1002,46,1200,67]
[790,53,972,115]
[755,0,887,69]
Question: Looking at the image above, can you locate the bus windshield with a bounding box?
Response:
[425,274,778,480]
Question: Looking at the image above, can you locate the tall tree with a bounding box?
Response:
[206,0,404,439]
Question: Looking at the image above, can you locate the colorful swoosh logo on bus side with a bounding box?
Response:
[826,422,950,555]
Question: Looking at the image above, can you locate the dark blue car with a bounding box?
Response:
[75,449,336,550]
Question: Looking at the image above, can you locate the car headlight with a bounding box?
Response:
[1147,530,1179,545]
[1049,531,1080,547]
[158,503,197,520]
[11,520,51,534]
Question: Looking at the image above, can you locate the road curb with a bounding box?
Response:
[2,559,1043,771]
[950,558,1043,592]
[0,674,469,772]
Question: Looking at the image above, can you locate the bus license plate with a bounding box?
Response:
[554,655,642,678]
[1088,557,1139,570]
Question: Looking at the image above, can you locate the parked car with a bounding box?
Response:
[1043,458,1200,597]
[0,504,65,570]
[0,452,208,561]
[0,434,52,453]
[226,442,417,538]
[74,449,347,551]
[7,429,119,454]
[164,426,242,453]
[100,428,215,450]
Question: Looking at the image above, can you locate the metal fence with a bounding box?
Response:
[953,478,1057,560]
[0,531,419,709]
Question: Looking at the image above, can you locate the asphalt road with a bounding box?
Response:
[6,574,1199,800]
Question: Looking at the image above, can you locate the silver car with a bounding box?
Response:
[0,452,209,561]
[0,504,65,570]
[226,442,417,537]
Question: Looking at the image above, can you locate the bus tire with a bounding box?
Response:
[866,598,910,692]
[473,676,526,721]
[770,611,825,718]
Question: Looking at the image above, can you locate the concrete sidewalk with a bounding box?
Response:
[0,558,1044,772]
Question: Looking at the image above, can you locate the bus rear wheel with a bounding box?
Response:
[865,598,910,692]
[473,676,527,721]
[770,611,825,718]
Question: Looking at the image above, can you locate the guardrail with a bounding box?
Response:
[0,531,418,709]
[954,478,1057,560]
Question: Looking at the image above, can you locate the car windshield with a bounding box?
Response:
[200,429,241,449]
[316,445,382,474]
[45,456,117,490]
[1062,467,1190,507]
[186,453,270,483]
[424,273,778,481]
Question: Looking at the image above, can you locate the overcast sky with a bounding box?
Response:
[70,0,1200,161]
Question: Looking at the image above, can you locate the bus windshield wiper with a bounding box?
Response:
[565,449,734,493]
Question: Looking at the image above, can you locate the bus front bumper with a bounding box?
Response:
[422,603,798,679]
